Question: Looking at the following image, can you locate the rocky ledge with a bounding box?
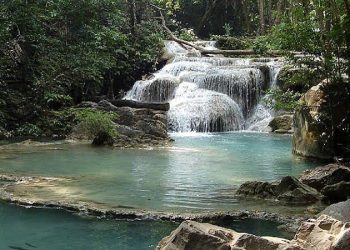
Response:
[157,214,350,250]
[0,173,305,230]
[236,176,321,205]
[237,164,350,205]
[77,100,172,148]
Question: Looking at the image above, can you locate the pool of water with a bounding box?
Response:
[0,202,292,250]
[0,132,317,212]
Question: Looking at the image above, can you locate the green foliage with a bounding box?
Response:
[211,35,249,50]
[15,123,42,137]
[264,89,302,112]
[44,93,73,110]
[223,23,234,37]
[251,36,272,54]
[0,0,163,138]
[72,108,118,139]
[270,18,321,53]
[178,28,198,41]
[278,65,323,93]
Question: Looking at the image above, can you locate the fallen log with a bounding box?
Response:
[109,99,170,111]
[156,10,301,57]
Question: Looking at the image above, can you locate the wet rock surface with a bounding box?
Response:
[157,215,350,250]
[236,176,321,205]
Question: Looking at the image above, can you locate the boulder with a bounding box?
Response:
[292,79,350,160]
[236,176,321,205]
[276,176,321,204]
[299,164,350,191]
[321,182,350,203]
[321,199,350,222]
[269,114,293,133]
[156,220,294,250]
[157,215,350,250]
[293,215,350,249]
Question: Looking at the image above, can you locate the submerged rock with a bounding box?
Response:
[157,215,350,250]
[236,176,321,205]
[299,164,350,191]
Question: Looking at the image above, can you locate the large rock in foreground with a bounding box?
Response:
[156,220,295,250]
[157,215,350,250]
[236,176,321,205]
[292,80,350,160]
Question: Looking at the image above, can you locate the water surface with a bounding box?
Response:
[0,133,317,212]
[0,202,292,250]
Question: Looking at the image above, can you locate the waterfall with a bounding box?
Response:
[124,41,283,133]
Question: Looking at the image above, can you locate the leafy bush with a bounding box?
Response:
[44,93,73,110]
[269,18,321,53]
[15,123,43,137]
[251,36,272,54]
[178,28,198,41]
[277,65,322,93]
[72,108,118,139]
[264,89,302,112]
[212,35,248,50]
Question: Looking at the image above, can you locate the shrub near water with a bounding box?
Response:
[72,109,118,140]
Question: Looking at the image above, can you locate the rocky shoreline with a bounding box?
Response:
[157,214,350,250]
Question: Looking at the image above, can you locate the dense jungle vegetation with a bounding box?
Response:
[0,0,349,141]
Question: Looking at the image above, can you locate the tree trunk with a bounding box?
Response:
[241,0,251,34]
[197,0,219,35]
[128,0,137,35]
[110,99,170,111]
[274,0,283,25]
[343,0,350,78]
[258,0,265,34]
[107,71,114,100]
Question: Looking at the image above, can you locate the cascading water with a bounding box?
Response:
[124,40,284,132]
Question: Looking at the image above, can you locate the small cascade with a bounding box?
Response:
[168,82,244,132]
[124,74,180,102]
[124,40,284,133]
